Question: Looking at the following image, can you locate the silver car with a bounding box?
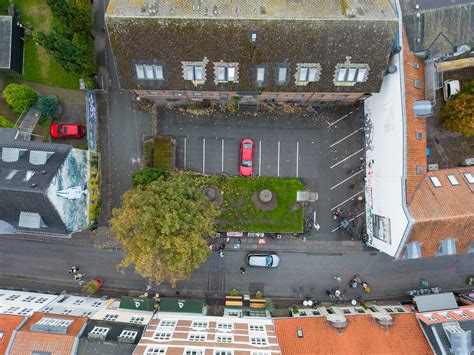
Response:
[247,253,280,268]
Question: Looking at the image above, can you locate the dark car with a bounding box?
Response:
[247,253,280,268]
[239,138,254,176]
[50,123,86,139]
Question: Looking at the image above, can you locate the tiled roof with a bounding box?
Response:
[274,314,432,355]
[107,0,396,20]
[9,313,87,355]
[0,314,25,354]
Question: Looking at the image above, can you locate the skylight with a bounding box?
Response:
[430,176,442,187]
[464,173,474,184]
[447,174,459,186]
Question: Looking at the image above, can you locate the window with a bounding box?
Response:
[62,309,72,315]
[454,311,469,319]
[439,312,452,320]
[250,337,268,345]
[0,331,4,340]
[184,350,203,355]
[18,308,32,316]
[416,166,424,174]
[24,170,35,181]
[256,67,265,82]
[430,176,442,187]
[251,352,271,355]
[447,174,459,186]
[414,80,422,88]
[436,238,456,256]
[91,301,102,307]
[145,347,166,355]
[277,67,288,84]
[214,63,238,83]
[336,65,368,83]
[103,313,119,321]
[35,298,49,304]
[136,64,164,80]
[424,314,437,321]
[130,316,145,324]
[217,322,233,331]
[249,324,266,333]
[81,311,92,317]
[23,296,36,302]
[90,326,110,337]
[6,294,21,301]
[73,299,84,305]
[463,172,474,184]
[215,351,233,355]
[36,317,73,327]
[119,330,138,339]
[216,334,233,343]
[191,321,208,329]
[43,307,53,313]
[295,64,321,85]
[153,332,172,340]
[184,65,205,81]
[193,92,203,97]
[416,132,423,140]
[5,307,20,314]
[158,320,176,329]
[188,333,206,341]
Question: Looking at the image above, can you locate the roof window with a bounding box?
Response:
[5,169,18,180]
[182,59,208,85]
[135,64,164,81]
[18,212,45,229]
[277,66,288,85]
[295,63,321,85]
[24,170,35,181]
[89,326,110,340]
[334,57,369,85]
[29,150,54,165]
[404,242,422,259]
[447,174,459,186]
[436,238,456,256]
[2,148,27,163]
[430,176,442,187]
[256,67,265,83]
[118,329,138,343]
[463,172,474,184]
[214,62,239,84]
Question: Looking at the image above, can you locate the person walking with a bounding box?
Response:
[69,266,79,274]
[219,250,224,258]
[240,267,246,274]
[334,276,342,283]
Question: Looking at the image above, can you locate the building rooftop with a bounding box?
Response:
[274,313,432,355]
[107,0,396,20]
[159,298,204,314]
[0,314,25,354]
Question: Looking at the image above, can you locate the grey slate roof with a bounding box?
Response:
[420,319,474,355]
[0,128,73,235]
[0,16,12,69]
[77,320,144,355]
[414,293,458,313]
[107,16,397,93]
[400,0,473,57]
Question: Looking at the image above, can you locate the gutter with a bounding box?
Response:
[393,0,414,260]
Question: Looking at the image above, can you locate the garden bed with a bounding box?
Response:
[143,136,175,171]
[203,176,304,233]
[87,151,101,226]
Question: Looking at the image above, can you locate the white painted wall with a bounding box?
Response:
[91,299,154,325]
[364,52,409,257]
[39,294,107,318]
[0,289,59,316]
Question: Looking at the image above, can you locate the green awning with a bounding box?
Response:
[159,298,203,314]
[119,296,155,312]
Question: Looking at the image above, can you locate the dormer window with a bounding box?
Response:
[135,64,164,81]
[182,58,208,86]
[334,57,369,86]
[214,62,239,84]
[89,326,110,339]
[277,66,289,85]
[436,238,456,256]
[295,64,321,85]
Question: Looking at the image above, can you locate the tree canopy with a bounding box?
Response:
[441,79,474,137]
[2,83,37,115]
[110,172,220,286]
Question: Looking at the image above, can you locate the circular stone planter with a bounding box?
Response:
[259,189,273,203]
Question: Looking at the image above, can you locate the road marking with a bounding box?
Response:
[258,140,262,176]
[277,141,281,177]
[330,148,364,169]
[331,190,364,211]
[331,211,366,232]
[221,139,224,172]
[184,137,187,169]
[330,127,363,148]
[328,110,354,128]
[202,138,206,173]
[296,141,299,178]
[330,169,364,190]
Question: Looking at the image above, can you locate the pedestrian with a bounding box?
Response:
[219,250,224,258]
[334,289,341,298]
[219,243,226,251]
[334,276,342,283]
[237,238,242,244]
[69,266,79,274]
[74,273,85,281]
[240,267,246,274]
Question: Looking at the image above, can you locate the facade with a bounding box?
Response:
[0,314,26,354]
[0,14,24,74]
[106,0,397,103]
[0,289,59,317]
[275,305,431,355]
[8,312,87,354]
[0,128,89,237]
[91,297,155,325]
[39,293,107,318]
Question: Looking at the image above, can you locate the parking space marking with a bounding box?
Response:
[202,138,206,173]
[221,139,224,172]
[330,127,363,148]
[331,211,366,232]
[330,169,364,190]
[277,141,280,177]
[296,141,299,178]
[184,137,187,169]
[258,140,262,177]
[330,148,364,169]
[331,190,364,211]
[328,110,354,128]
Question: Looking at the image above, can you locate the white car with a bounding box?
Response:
[443,80,460,102]
[247,253,280,268]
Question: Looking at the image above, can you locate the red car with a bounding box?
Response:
[50,123,86,139]
[239,138,254,176]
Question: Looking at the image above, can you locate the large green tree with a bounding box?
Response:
[2,83,37,115]
[110,172,220,286]
[46,0,92,36]
[441,79,474,137]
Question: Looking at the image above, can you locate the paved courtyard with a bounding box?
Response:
[157,104,367,239]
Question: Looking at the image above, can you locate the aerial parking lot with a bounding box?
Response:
[158,105,367,238]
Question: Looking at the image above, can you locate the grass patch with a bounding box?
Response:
[0,115,15,128]
[88,152,101,225]
[204,176,304,233]
[143,136,175,171]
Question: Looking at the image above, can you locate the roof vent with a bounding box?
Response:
[345,8,356,18]
[326,314,348,333]
[192,0,200,11]
[212,5,218,15]
[385,64,397,76]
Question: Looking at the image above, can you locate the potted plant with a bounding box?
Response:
[255,291,263,299]
[292,306,299,314]
[83,279,102,294]
[228,288,238,296]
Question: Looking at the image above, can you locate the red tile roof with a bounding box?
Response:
[0,314,25,354]
[274,314,432,355]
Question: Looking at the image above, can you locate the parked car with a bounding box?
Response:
[443,79,460,102]
[50,123,86,139]
[247,253,280,268]
[239,138,254,176]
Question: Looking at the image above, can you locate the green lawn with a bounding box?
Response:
[11,0,93,90]
[205,176,304,233]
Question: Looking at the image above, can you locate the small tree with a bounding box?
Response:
[2,83,37,115]
[110,172,220,286]
[131,168,166,186]
[38,95,58,117]
[266,298,276,314]
[441,79,474,137]
[229,288,238,296]
[83,279,101,294]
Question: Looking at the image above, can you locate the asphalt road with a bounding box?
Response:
[0,236,472,302]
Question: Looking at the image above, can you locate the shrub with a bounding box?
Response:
[291,306,299,314]
[229,288,238,296]
[83,279,101,294]
[131,168,166,186]
[266,298,276,314]
[0,115,15,128]
[441,79,474,137]
[2,83,37,115]
[153,136,174,171]
[255,291,263,299]
[38,95,58,117]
